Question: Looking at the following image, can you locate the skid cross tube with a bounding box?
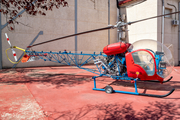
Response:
[93,76,139,95]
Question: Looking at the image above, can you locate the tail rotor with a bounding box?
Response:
[5,33,39,64]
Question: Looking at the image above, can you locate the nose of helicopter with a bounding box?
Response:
[132,39,174,78]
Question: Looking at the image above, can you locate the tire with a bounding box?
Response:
[105,85,113,94]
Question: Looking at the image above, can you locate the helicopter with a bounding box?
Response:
[4,7,180,98]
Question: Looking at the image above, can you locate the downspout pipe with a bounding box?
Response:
[167,3,177,20]
[75,0,78,64]
[116,0,120,9]
[178,2,180,65]
[0,5,2,69]
[117,8,121,42]
[108,0,110,45]
[116,0,121,42]
[75,0,77,52]
[162,0,165,52]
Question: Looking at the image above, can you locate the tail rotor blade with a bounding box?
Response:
[5,33,12,47]
[12,49,18,61]
[5,33,18,62]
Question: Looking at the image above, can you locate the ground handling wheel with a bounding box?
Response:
[105,85,113,94]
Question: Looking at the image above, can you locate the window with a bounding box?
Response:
[165,8,172,18]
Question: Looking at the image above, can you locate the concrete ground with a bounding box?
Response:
[0,65,180,120]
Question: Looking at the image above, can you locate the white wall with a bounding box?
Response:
[126,0,158,44]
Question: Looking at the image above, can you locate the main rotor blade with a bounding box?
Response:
[28,11,180,48]
[27,25,114,48]
[128,11,180,25]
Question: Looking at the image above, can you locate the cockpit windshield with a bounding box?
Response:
[132,50,155,76]
[131,39,174,78]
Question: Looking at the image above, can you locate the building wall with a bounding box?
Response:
[126,0,158,44]
[157,0,179,65]
[1,0,117,68]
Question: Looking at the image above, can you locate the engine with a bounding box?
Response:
[94,55,126,76]
[93,41,131,76]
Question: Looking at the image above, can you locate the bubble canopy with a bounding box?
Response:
[130,39,174,78]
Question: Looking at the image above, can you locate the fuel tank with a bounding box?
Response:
[103,42,131,55]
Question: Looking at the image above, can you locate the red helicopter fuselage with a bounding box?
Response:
[103,42,163,83]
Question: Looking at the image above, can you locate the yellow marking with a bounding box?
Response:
[5,46,26,64]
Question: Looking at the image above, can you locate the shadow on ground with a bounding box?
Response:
[0,68,178,91]
[48,101,180,120]
[0,68,93,88]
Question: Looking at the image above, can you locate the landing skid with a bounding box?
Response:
[92,76,175,98]
[139,88,175,98]
[143,76,173,83]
